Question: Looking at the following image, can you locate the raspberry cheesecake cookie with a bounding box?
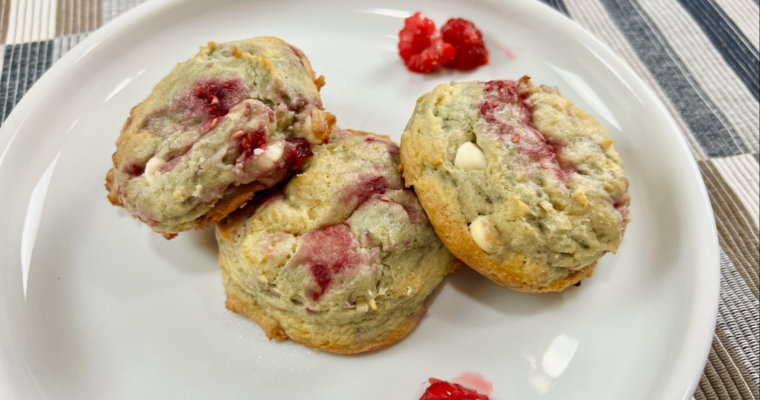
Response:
[400,77,631,292]
[216,130,458,354]
[106,37,335,238]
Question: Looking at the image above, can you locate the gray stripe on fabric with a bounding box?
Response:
[639,0,759,154]
[539,0,570,15]
[714,0,760,51]
[0,40,54,123]
[598,0,748,158]
[676,0,760,102]
[563,0,709,160]
[51,33,89,63]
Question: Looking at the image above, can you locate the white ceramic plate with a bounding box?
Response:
[0,0,719,399]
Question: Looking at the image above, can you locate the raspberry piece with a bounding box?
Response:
[295,224,365,301]
[398,12,455,73]
[281,138,312,170]
[237,128,267,159]
[193,79,246,118]
[420,379,490,400]
[125,163,145,176]
[441,18,489,70]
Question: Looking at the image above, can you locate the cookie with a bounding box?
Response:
[106,37,336,238]
[400,76,631,292]
[216,130,458,353]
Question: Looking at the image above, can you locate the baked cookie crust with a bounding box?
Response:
[400,77,630,292]
[217,130,458,353]
[106,37,335,238]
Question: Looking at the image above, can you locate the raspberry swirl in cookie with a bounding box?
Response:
[400,76,631,292]
[216,130,458,353]
[106,37,335,238]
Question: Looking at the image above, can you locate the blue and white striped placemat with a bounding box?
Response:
[0,0,756,398]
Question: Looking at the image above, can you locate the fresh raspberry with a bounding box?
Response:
[441,18,489,70]
[420,379,490,400]
[398,12,455,73]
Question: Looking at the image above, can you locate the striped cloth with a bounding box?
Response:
[0,0,757,398]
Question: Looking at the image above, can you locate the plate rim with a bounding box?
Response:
[0,0,720,398]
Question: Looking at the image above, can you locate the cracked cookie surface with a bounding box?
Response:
[106,37,335,238]
[400,77,631,292]
[217,130,457,353]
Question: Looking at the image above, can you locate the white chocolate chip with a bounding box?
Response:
[264,141,284,162]
[454,142,487,170]
[251,142,285,170]
[302,114,312,135]
[367,290,378,310]
[469,216,500,254]
[193,184,203,197]
[143,157,166,185]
